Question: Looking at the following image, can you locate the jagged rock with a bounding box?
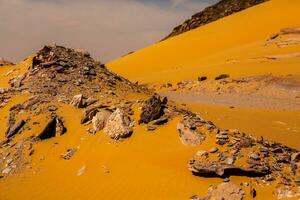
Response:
[92,110,112,132]
[70,94,84,108]
[164,0,268,39]
[188,160,270,178]
[5,120,26,138]
[199,182,245,200]
[0,58,14,66]
[37,116,66,140]
[85,97,98,107]
[10,75,25,88]
[177,121,206,146]
[139,94,167,124]
[104,108,133,139]
[61,148,77,160]
[215,74,230,80]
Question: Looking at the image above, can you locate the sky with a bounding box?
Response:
[0,0,217,63]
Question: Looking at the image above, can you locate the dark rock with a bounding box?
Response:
[139,94,167,124]
[188,160,270,178]
[37,116,66,140]
[215,74,230,80]
[5,120,26,138]
[199,182,245,200]
[198,76,207,82]
[250,185,257,198]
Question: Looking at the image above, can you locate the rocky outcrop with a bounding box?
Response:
[139,94,167,124]
[0,58,14,66]
[164,0,268,39]
[103,108,133,139]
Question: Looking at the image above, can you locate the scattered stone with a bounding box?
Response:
[199,182,245,200]
[103,108,133,139]
[147,125,156,131]
[5,120,26,138]
[250,185,257,198]
[70,94,84,108]
[92,110,112,132]
[1,167,12,175]
[196,150,208,157]
[209,147,219,153]
[139,94,167,124]
[61,148,77,160]
[215,74,230,80]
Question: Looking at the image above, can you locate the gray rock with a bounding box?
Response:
[70,94,84,108]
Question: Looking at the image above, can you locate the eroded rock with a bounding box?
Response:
[5,120,26,138]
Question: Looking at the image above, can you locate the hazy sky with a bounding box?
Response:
[0,0,217,63]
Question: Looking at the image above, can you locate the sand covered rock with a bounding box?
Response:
[200,182,245,200]
[104,108,133,139]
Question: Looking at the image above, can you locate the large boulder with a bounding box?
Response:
[92,109,112,132]
[139,94,167,124]
[104,108,133,139]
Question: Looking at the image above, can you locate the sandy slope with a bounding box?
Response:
[108,0,300,84]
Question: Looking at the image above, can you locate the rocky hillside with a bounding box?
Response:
[0,58,14,66]
[164,0,268,40]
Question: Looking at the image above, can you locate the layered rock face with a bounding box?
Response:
[164,0,268,40]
